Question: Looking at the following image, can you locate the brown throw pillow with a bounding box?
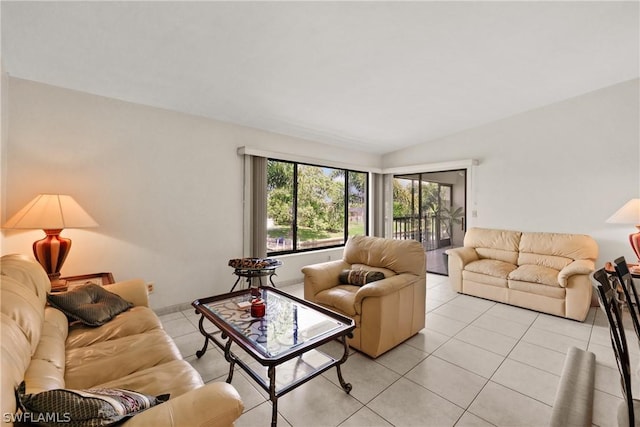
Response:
[338,269,386,286]
[47,283,133,326]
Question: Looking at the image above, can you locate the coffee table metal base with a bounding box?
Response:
[195,313,352,427]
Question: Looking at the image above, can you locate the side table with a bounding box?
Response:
[228,258,282,292]
[55,272,115,292]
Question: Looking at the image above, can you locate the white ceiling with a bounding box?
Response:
[2,1,638,154]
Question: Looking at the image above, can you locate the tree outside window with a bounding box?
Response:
[267,159,367,254]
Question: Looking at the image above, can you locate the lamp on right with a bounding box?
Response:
[607,198,640,262]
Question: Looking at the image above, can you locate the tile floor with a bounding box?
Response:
[159,274,632,427]
[426,247,451,276]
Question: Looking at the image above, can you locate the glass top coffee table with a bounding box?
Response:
[192,287,355,427]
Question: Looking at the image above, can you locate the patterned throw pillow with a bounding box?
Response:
[338,269,386,286]
[15,381,169,427]
[47,283,133,327]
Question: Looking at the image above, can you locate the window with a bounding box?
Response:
[392,174,454,249]
[267,159,368,254]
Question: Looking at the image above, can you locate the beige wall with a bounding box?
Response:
[2,77,638,310]
[384,78,640,265]
[0,77,379,309]
[0,65,7,221]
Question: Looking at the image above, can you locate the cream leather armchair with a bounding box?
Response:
[302,236,426,358]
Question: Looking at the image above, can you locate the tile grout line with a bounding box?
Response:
[460,311,557,426]
[165,280,617,427]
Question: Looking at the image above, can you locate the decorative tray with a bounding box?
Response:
[228,258,282,270]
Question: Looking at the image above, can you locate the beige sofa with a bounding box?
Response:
[447,228,598,321]
[302,235,426,358]
[1,254,244,426]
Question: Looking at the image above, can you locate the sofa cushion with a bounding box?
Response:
[508,280,566,299]
[66,306,162,350]
[462,270,508,288]
[65,329,183,389]
[476,248,519,264]
[16,381,168,427]
[339,269,385,286]
[94,360,204,399]
[517,253,572,271]
[24,308,69,394]
[508,265,560,287]
[464,259,517,279]
[463,228,521,264]
[47,284,133,327]
[1,254,51,304]
[314,286,358,316]
[519,232,598,261]
[1,313,33,421]
[1,277,45,355]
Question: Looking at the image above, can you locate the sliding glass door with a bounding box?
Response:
[392,170,466,275]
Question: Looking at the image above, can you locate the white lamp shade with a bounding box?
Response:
[3,194,98,230]
[606,199,640,225]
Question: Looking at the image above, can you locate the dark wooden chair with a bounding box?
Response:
[591,268,638,426]
[615,256,640,344]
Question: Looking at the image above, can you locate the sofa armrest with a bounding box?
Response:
[447,247,479,266]
[558,260,595,287]
[354,274,418,312]
[302,260,350,300]
[123,382,244,427]
[447,247,479,293]
[103,279,149,307]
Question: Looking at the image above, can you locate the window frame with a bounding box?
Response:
[266,158,369,256]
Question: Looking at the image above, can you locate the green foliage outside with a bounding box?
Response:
[438,205,464,238]
[267,222,365,241]
[393,179,413,217]
[393,178,460,240]
[267,160,366,243]
[393,179,440,218]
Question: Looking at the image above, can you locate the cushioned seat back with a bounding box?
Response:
[1,275,47,425]
[0,277,45,355]
[463,228,521,264]
[343,235,425,276]
[23,307,68,394]
[2,313,33,425]
[518,232,598,268]
[1,254,51,305]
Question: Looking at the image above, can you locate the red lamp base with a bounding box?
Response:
[630,226,640,263]
[33,229,71,281]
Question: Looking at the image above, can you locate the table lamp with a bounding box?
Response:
[606,198,640,262]
[2,194,98,289]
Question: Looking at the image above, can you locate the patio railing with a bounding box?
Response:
[392,214,440,251]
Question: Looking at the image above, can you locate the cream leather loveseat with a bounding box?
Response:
[447,228,598,321]
[1,254,244,426]
[302,236,426,358]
